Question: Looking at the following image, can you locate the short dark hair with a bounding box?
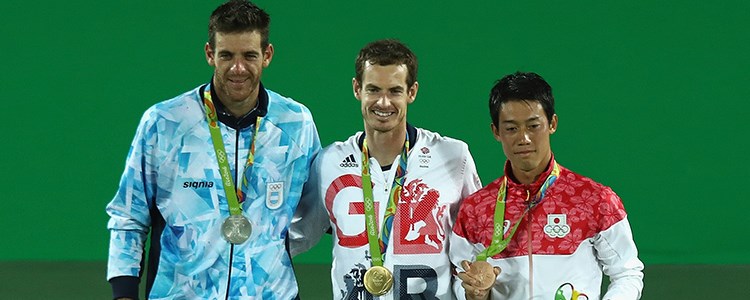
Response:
[489,71,555,127]
[208,0,270,50]
[355,39,418,88]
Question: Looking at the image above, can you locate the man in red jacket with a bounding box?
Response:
[450,71,644,300]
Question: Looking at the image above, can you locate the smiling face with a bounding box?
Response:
[353,62,418,134]
[492,100,558,180]
[205,30,273,114]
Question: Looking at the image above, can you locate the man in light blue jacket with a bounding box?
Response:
[105,1,320,299]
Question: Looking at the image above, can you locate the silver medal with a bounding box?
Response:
[221,214,252,244]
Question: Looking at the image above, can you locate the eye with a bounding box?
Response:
[245,53,258,60]
[529,123,541,130]
[505,126,518,132]
[218,53,232,60]
[366,87,379,94]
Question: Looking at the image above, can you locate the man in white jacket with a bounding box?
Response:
[291,39,482,299]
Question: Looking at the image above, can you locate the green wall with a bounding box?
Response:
[1,1,747,266]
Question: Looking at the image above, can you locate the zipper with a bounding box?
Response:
[225,245,235,299]
[525,189,533,300]
[224,126,241,300]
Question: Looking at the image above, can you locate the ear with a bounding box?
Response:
[352,78,362,101]
[491,123,502,142]
[205,42,215,67]
[407,81,419,104]
[262,43,274,68]
[549,114,558,134]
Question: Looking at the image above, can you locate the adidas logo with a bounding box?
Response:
[339,154,358,168]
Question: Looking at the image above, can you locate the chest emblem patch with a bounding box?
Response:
[266,181,284,209]
[544,214,570,238]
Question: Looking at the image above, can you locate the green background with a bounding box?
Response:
[1,0,748,298]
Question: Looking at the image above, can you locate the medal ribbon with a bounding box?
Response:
[202,86,261,216]
[361,132,409,266]
[476,161,560,261]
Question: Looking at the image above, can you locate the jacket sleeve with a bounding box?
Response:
[450,145,484,300]
[449,200,486,300]
[105,108,160,299]
[596,212,645,300]
[289,147,330,257]
[448,166,484,300]
[293,108,322,188]
[460,145,483,199]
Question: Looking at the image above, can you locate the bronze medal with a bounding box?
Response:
[363,265,393,296]
[221,214,252,244]
[468,261,496,290]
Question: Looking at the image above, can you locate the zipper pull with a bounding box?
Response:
[525,189,531,208]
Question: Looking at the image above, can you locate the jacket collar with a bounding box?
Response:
[504,154,557,190]
[357,123,418,151]
[203,80,269,130]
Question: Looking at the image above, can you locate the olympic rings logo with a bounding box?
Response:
[544,214,570,238]
[217,150,227,163]
[493,222,503,235]
[544,224,570,237]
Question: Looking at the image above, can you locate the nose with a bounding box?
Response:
[518,130,531,145]
[376,92,389,106]
[230,59,248,74]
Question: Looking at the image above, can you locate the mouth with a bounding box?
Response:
[228,78,248,87]
[515,150,536,157]
[372,110,395,118]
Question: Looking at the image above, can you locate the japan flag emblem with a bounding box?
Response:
[544,214,570,238]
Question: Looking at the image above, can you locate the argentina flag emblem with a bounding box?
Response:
[266,182,284,209]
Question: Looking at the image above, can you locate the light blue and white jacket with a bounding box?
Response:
[106,82,320,300]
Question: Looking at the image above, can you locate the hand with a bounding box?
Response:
[458,260,501,300]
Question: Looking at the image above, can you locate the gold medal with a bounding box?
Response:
[364,265,393,296]
[221,214,252,244]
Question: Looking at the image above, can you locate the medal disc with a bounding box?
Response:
[468,261,497,290]
[221,214,252,244]
[363,265,393,296]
